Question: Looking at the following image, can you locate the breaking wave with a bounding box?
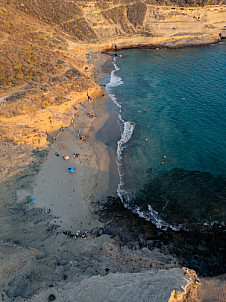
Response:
[105,55,181,231]
[105,56,135,204]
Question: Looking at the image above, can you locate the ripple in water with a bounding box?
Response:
[106,44,226,230]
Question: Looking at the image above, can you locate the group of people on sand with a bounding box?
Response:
[87,112,94,118]
[76,131,86,141]
[32,101,93,237]
[56,152,80,161]
[63,230,88,239]
[73,153,80,158]
[87,94,93,102]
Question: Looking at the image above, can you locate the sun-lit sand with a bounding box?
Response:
[31,95,110,231]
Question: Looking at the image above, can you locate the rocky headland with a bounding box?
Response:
[0,1,226,301]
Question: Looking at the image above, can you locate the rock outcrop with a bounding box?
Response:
[1,1,226,96]
[0,0,224,178]
[0,1,225,301]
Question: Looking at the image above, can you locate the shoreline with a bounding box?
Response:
[28,52,114,232]
[0,43,225,301]
[0,49,195,301]
[94,45,226,297]
[102,34,225,52]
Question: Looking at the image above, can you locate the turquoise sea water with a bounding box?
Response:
[106,42,226,230]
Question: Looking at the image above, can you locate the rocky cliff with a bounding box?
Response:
[1,1,225,114]
[0,0,225,181]
[1,1,226,91]
[0,1,225,301]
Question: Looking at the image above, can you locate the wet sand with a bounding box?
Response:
[27,53,120,232]
[30,96,109,231]
[0,52,225,302]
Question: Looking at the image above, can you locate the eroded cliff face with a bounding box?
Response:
[1,1,225,93]
[1,1,226,106]
[0,2,225,301]
[11,0,226,43]
[0,0,225,178]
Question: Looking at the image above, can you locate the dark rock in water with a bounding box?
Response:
[98,197,226,277]
[134,168,226,227]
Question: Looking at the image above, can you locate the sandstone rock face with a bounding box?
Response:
[0,0,225,197]
[1,1,226,100]
[22,268,192,302]
[0,0,225,162]
[0,2,225,301]
[10,1,226,45]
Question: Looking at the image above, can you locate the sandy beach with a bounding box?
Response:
[0,51,225,302]
[23,53,120,233]
[31,95,109,231]
[0,52,192,301]
[0,1,226,300]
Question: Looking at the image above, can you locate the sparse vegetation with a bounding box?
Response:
[0,0,224,116]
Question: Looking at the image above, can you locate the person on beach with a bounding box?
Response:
[82,231,88,239]
[73,153,80,158]
[28,198,36,204]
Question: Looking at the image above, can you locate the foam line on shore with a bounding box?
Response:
[105,56,134,202]
[105,55,183,232]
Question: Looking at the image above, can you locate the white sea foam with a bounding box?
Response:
[105,56,136,203]
[116,121,135,159]
[135,205,182,231]
[105,55,183,232]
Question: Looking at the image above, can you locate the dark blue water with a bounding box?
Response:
[106,42,226,230]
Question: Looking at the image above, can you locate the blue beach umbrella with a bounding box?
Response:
[29,198,37,204]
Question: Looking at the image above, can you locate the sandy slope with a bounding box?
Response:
[0,51,195,302]
[30,96,109,231]
[20,268,191,302]
[0,3,226,298]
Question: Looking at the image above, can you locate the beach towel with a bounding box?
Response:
[67,167,75,173]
